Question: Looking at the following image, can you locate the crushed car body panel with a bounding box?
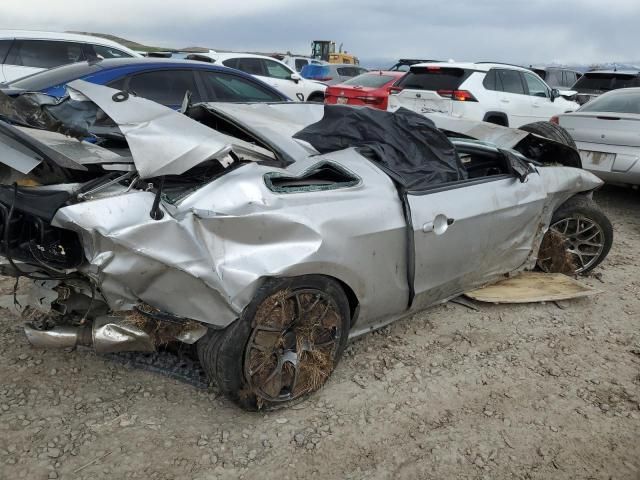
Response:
[0,86,604,338]
[53,148,410,328]
[64,80,276,178]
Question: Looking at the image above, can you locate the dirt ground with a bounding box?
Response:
[0,186,638,480]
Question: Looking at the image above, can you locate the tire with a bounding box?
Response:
[537,196,613,274]
[197,275,350,410]
[307,92,325,103]
[485,115,508,127]
[519,121,577,150]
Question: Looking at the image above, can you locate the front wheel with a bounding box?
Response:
[197,275,350,410]
[537,196,613,274]
[519,121,577,150]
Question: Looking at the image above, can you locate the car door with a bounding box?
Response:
[494,69,530,127]
[409,167,547,310]
[2,40,86,82]
[230,57,295,98]
[124,69,202,109]
[197,70,286,102]
[523,71,559,122]
[260,58,304,99]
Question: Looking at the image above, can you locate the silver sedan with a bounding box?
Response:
[556,87,640,186]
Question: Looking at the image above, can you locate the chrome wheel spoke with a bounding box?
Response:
[548,215,604,273]
[244,288,342,404]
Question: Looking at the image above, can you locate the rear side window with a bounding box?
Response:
[483,69,498,91]
[92,45,132,59]
[580,90,640,114]
[0,40,12,63]
[397,67,471,90]
[200,71,283,102]
[336,67,365,77]
[545,70,562,87]
[6,40,85,69]
[563,71,577,87]
[127,70,200,105]
[234,58,265,76]
[342,73,397,88]
[574,73,640,92]
[532,69,546,80]
[221,58,238,69]
[497,69,525,94]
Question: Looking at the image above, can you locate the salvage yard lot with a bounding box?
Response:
[0,186,638,480]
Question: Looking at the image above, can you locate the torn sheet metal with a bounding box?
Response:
[52,148,410,328]
[0,131,42,174]
[0,89,100,139]
[65,80,274,178]
[425,113,582,168]
[14,126,131,166]
[0,120,87,173]
[465,272,602,303]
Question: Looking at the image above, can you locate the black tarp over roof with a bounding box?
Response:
[293,106,467,191]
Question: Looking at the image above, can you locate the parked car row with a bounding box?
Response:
[0,30,638,188]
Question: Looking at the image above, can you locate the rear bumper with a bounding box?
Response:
[575,141,640,185]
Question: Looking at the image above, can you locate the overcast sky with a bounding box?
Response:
[3,0,639,66]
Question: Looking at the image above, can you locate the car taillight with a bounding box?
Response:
[389,86,403,95]
[356,95,382,104]
[437,90,478,102]
[550,115,559,124]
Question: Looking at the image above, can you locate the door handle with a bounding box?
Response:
[422,214,454,235]
[500,99,510,103]
[532,103,541,108]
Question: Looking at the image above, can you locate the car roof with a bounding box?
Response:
[410,61,531,73]
[0,30,139,55]
[586,69,640,75]
[71,57,235,70]
[531,66,580,72]
[359,70,405,76]
[595,86,640,95]
[208,52,285,62]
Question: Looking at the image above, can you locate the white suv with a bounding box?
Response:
[0,30,140,83]
[388,62,579,128]
[205,53,326,102]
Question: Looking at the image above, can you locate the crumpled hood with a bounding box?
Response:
[0,81,276,179]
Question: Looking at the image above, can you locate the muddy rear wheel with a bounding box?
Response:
[537,196,613,274]
[197,276,350,410]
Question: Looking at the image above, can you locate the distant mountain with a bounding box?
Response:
[66,31,211,53]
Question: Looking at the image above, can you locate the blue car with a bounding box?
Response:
[0,58,290,109]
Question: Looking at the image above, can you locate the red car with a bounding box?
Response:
[324,71,406,110]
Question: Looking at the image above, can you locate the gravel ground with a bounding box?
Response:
[0,186,638,480]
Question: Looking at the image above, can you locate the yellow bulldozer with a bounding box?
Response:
[311,40,359,65]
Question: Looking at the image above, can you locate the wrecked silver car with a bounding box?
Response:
[0,81,613,410]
